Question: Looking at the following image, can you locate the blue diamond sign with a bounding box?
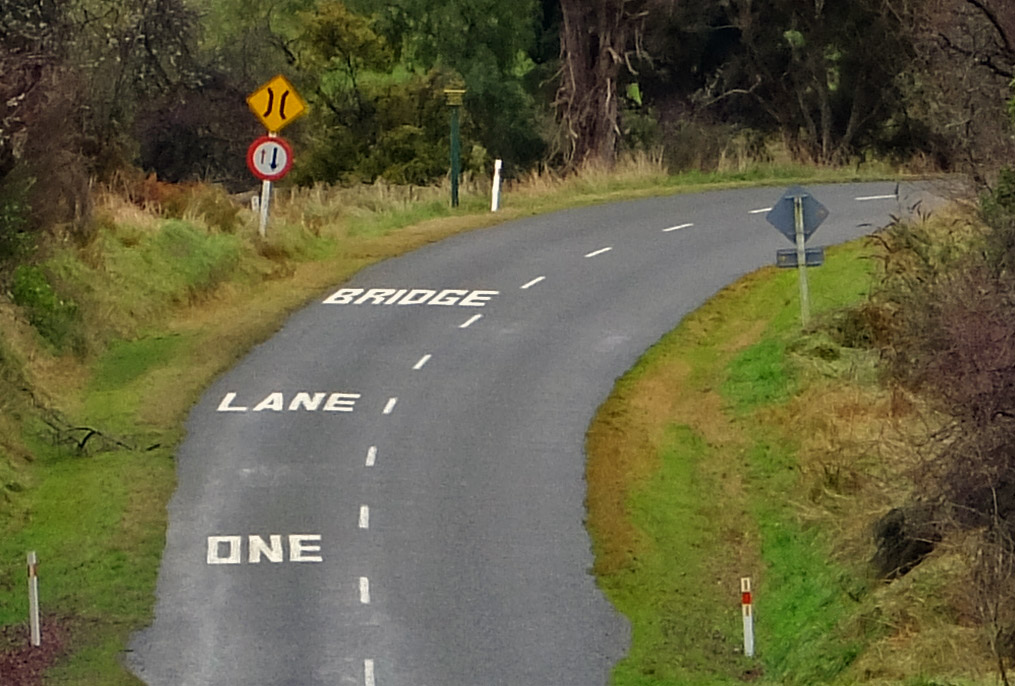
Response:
[765,186,829,243]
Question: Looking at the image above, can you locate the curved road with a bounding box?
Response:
[129,182,940,686]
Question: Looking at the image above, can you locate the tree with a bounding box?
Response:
[555,0,652,167]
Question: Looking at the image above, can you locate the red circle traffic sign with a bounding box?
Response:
[247,135,294,182]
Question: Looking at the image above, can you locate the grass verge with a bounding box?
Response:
[586,235,993,685]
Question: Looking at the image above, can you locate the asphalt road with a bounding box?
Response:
[128,181,945,686]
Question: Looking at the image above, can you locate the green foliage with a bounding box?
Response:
[0,180,32,266]
[10,265,83,353]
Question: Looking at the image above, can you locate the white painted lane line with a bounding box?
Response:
[460,314,483,329]
[584,246,613,258]
[662,222,694,233]
[359,505,370,529]
[520,276,546,290]
[748,207,772,214]
[359,577,371,604]
[365,446,377,467]
[855,194,897,201]
[413,354,432,370]
[364,659,376,686]
[382,397,398,415]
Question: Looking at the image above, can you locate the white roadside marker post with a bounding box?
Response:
[28,551,41,646]
[491,158,503,212]
[741,577,754,658]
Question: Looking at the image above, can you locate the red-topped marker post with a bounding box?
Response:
[741,577,755,658]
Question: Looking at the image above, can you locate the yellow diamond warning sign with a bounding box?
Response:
[247,75,307,132]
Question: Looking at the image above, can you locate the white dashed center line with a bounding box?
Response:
[662,222,694,233]
[585,246,613,258]
[460,314,483,329]
[359,577,371,604]
[748,207,772,214]
[364,659,376,686]
[855,194,897,201]
[365,446,377,467]
[520,276,546,290]
[382,397,398,415]
[413,354,432,370]
[359,505,370,529]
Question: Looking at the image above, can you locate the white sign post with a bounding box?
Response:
[28,551,40,647]
[491,158,503,212]
[741,577,754,658]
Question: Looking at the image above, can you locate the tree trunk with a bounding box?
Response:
[557,0,643,168]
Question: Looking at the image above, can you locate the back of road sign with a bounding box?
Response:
[765,186,829,243]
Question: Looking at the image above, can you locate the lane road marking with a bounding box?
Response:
[748,207,772,214]
[855,194,897,201]
[360,576,371,604]
[662,222,694,233]
[413,354,432,370]
[520,276,546,290]
[359,505,370,529]
[365,446,377,467]
[584,246,613,258]
[460,314,483,329]
[365,659,376,686]
[382,397,398,415]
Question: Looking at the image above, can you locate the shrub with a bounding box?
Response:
[10,264,83,353]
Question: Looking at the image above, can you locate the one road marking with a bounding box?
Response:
[855,194,897,201]
[662,222,694,233]
[365,446,377,467]
[584,246,613,258]
[360,577,371,604]
[520,276,546,290]
[413,354,432,370]
[359,505,370,529]
[748,207,772,214]
[460,314,483,329]
[364,659,376,686]
[382,397,398,415]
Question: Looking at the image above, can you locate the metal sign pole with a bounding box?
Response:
[793,195,811,327]
[258,179,272,238]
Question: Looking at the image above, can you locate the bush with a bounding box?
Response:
[10,264,83,353]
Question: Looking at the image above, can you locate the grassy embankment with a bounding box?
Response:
[0,156,910,682]
[586,214,992,685]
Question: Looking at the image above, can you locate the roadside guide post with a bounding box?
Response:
[765,186,829,328]
[245,75,306,237]
[28,551,40,646]
[491,158,503,212]
[741,577,755,658]
[444,88,466,208]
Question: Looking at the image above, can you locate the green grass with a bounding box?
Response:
[586,239,893,685]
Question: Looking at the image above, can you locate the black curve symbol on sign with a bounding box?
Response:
[262,88,274,118]
[261,88,291,121]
